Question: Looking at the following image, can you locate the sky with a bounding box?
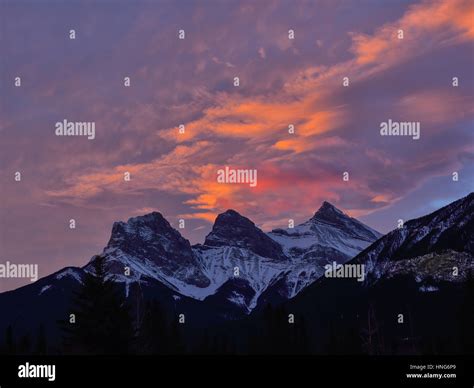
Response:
[0,0,473,292]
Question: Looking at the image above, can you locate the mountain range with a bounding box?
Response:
[1,192,473,351]
[280,192,474,354]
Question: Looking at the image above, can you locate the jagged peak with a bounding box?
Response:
[218,209,247,219]
[111,211,173,231]
[213,209,253,225]
[205,209,286,260]
[107,211,180,247]
[125,211,168,224]
[311,201,345,220]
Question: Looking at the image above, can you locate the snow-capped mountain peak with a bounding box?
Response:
[91,205,381,313]
[108,211,183,246]
[309,201,381,242]
[268,202,382,259]
[204,209,287,261]
[20,204,382,317]
[312,201,344,218]
[353,192,474,284]
[97,211,210,289]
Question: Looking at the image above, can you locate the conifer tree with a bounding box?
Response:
[137,300,169,354]
[35,324,47,355]
[169,316,185,354]
[18,333,32,354]
[459,269,474,353]
[5,325,15,355]
[59,255,134,354]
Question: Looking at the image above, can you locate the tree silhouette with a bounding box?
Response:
[59,255,134,354]
[18,333,32,354]
[361,303,385,355]
[137,300,169,354]
[196,329,211,354]
[5,325,15,355]
[251,303,309,354]
[168,316,185,354]
[325,320,339,354]
[459,269,474,353]
[35,324,47,355]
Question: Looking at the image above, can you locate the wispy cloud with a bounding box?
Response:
[1,0,473,292]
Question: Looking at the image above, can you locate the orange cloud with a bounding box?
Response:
[273,134,347,154]
[397,90,474,126]
[273,138,313,153]
[45,141,216,203]
[41,0,474,228]
[159,2,474,167]
[351,0,474,66]
[178,212,217,223]
[371,194,391,204]
[161,92,348,161]
[403,0,474,39]
[352,35,391,65]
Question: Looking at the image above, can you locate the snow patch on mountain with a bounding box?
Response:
[55,268,83,284]
[47,202,382,314]
[366,250,474,284]
[39,285,52,295]
[355,192,474,286]
[268,201,381,260]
